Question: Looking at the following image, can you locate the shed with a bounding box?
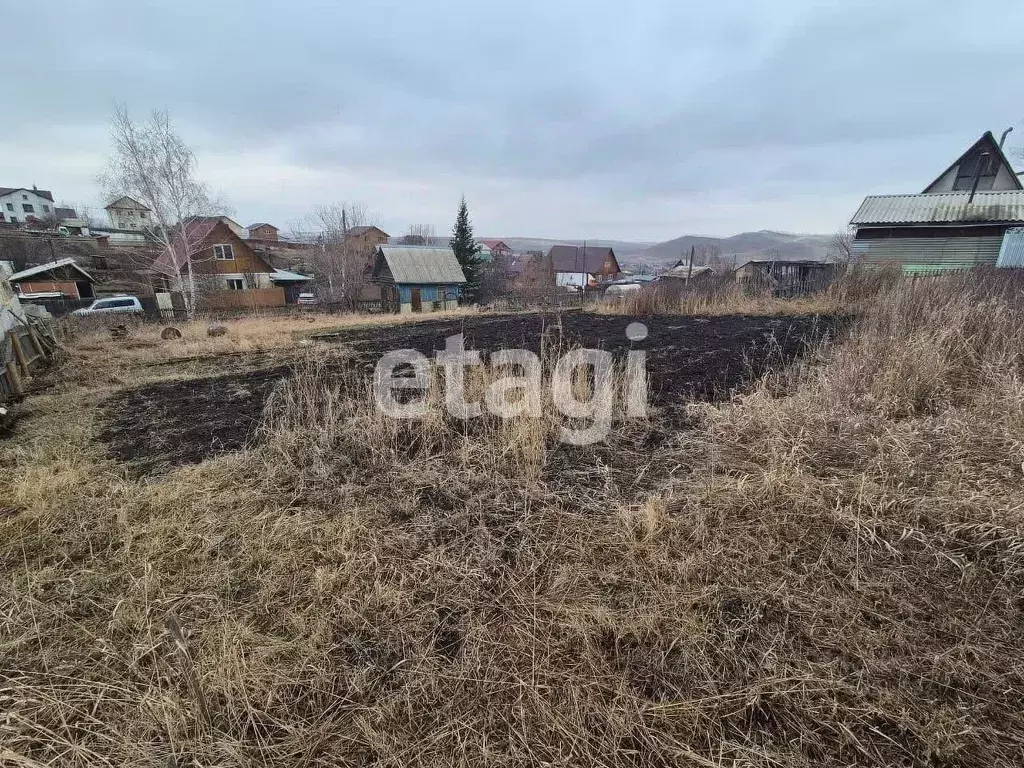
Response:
[268,268,314,303]
[850,131,1024,271]
[734,259,837,296]
[370,245,466,313]
[8,258,95,299]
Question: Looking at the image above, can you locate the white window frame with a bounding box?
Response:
[226,278,245,290]
[213,244,234,261]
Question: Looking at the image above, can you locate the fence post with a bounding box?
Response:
[8,331,29,378]
[5,361,24,396]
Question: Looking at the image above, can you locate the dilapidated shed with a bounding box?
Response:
[735,259,838,296]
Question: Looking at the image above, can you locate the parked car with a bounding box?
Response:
[296,293,317,305]
[71,296,144,317]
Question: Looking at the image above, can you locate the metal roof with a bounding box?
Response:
[851,191,1024,226]
[0,187,55,202]
[547,244,617,274]
[374,245,467,284]
[268,268,312,282]
[997,227,1024,267]
[8,257,95,283]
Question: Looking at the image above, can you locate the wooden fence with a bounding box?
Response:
[1,319,57,404]
[201,287,286,311]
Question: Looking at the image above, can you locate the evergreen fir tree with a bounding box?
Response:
[450,196,482,302]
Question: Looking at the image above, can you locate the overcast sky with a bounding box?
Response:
[5,0,1022,242]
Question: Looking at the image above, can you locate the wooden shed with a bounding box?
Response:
[370,245,467,313]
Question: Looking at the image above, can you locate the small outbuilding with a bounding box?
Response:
[268,268,314,303]
[851,131,1024,271]
[8,258,96,299]
[370,245,466,313]
[734,259,837,296]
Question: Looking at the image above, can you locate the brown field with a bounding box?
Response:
[2,274,1023,767]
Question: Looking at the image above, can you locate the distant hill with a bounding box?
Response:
[475,232,835,269]
[632,230,834,268]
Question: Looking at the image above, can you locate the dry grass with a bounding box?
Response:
[2,273,1024,765]
[55,307,481,390]
[597,264,901,317]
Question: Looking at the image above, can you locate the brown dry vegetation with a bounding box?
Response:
[2,273,1024,766]
[596,264,900,317]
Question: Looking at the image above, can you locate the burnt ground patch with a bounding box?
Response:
[98,365,289,473]
[99,312,842,472]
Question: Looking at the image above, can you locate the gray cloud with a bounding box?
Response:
[4,0,1023,239]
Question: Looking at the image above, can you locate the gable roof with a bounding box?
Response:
[922,131,1022,193]
[372,245,466,284]
[850,191,1024,226]
[54,207,79,220]
[105,195,151,211]
[8,257,94,284]
[348,225,389,238]
[0,187,55,202]
[546,244,619,274]
[478,239,510,251]
[661,264,715,280]
[151,217,272,276]
[248,222,277,230]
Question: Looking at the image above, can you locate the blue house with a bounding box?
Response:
[371,245,467,313]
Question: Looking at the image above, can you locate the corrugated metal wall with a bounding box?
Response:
[854,235,1003,269]
[996,228,1024,267]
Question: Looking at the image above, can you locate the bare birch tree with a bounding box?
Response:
[100,105,226,315]
[300,202,380,307]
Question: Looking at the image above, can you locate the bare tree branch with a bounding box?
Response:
[99,104,226,315]
[297,202,380,307]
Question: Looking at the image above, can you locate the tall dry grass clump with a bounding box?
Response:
[2,271,1024,766]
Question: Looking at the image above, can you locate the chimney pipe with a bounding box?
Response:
[968,150,991,205]
[1000,127,1014,148]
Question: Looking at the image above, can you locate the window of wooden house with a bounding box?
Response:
[226,278,244,290]
[214,244,234,260]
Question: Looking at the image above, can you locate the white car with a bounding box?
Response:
[71,296,144,317]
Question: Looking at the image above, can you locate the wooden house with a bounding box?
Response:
[346,226,390,251]
[370,245,466,313]
[546,245,620,287]
[247,223,280,241]
[151,217,286,309]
